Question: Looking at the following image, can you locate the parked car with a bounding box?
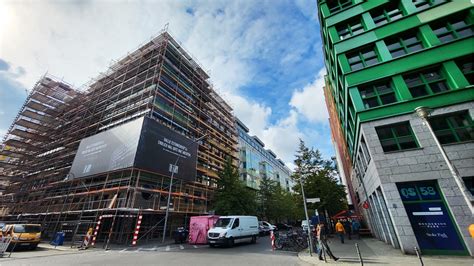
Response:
[2,224,41,250]
[275,223,292,231]
[258,221,277,235]
[207,216,259,247]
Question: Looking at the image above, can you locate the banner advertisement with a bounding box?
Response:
[69,117,198,181]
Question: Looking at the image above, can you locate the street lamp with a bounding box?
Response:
[415,106,473,215]
[299,176,314,257]
[162,133,207,243]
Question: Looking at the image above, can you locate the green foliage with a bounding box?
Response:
[214,157,257,216]
[257,176,299,222]
[292,140,348,217]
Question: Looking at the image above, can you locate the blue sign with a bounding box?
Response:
[397,180,467,255]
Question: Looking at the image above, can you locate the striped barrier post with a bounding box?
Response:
[270,231,275,251]
[91,215,103,247]
[131,214,143,246]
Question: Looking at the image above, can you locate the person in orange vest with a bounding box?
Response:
[335,220,345,244]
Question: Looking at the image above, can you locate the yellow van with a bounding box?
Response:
[2,224,41,250]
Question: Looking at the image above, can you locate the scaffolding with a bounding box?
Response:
[0,31,238,246]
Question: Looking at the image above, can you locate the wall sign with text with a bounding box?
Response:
[396,180,467,255]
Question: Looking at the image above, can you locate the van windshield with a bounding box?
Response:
[13,225,41,233]
[214,218,233,228]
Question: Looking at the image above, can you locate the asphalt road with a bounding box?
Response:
[0,237,311,266]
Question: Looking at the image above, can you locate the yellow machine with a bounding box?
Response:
[2,224,41,250]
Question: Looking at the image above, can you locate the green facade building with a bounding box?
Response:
[317,0,473,255]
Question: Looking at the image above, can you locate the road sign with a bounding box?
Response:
[306,198,320,203]
[363,201,369,209]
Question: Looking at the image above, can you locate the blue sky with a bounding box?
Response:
[0,0,332,169]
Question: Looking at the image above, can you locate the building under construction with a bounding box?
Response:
[0,31,238,247]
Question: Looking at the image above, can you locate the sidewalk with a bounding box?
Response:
[298,236,472,265]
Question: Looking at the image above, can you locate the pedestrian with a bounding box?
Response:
[344,219,352,240]
[335,220,345,243]
[352,219,361,240]
[316,223,339,261]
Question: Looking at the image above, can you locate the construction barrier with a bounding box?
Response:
[0,237,12,257]
[80,228,93,249]
[131,214,143,246]
[270,231,275,251]
[91,215,103,247]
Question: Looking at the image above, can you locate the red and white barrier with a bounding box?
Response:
[91,215,103,247]
[270,231,275,251]
[131,214,143,246]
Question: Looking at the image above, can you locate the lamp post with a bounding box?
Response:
[162,133,207,243]
[415,106,473,215]
[299,177,314,257]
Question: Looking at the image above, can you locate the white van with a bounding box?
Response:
[207,216,259,247]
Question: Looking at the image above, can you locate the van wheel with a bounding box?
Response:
[226,237,234,247]
[251,236,257,244]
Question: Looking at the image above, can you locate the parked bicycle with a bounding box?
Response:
[274,228,309,252]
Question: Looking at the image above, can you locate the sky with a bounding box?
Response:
[0,0,332,169]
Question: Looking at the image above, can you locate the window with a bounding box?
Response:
[386,31,424,58]
[429,111,473,144]
[370,1,403,27]
[361,135,371,163]
[431,13,473,43]
[412,0,447,12]
[359,79,397,108]
[462,176,474,196]
[327,0,352,14]
[403,67,448,98]
[455,56,474,85]
[347,46,379,71]
[337,18,364,40]
[376,122,418,152]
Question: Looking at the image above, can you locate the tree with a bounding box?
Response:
[292,140,347,217]
[257,176,300,223]
[213,157,257,215]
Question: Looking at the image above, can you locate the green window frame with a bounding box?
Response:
[376,122,419,152]
[370,1,403,27]
[455,55,474,85]
[385,30,424,58]
[403,66,449,98]
[430,12,473,43]
[336,17,365,40]
[347,45,379,71]
[327,0,353,14]
[412,0,448,12]
[428,111,474,144]
[359,79,397,109]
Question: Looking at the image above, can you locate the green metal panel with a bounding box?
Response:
[346,38,474,86]
[392,75,412,101]
[443,61,470,90]
[419,24,440,48]
[400,0,417,15]
[375,40,391,61]
[325,0,388,27]
[417,1,472,24]
[361,12,375,30]
[358,88,474,122]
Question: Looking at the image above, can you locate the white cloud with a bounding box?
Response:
[0,0,328,169]
[261,110,304,167]
[289,68,328,123]
[226,94,271,137]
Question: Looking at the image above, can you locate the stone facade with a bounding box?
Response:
[353,102,473,255]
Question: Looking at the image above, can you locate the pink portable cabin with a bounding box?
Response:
[188,215,220,244]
